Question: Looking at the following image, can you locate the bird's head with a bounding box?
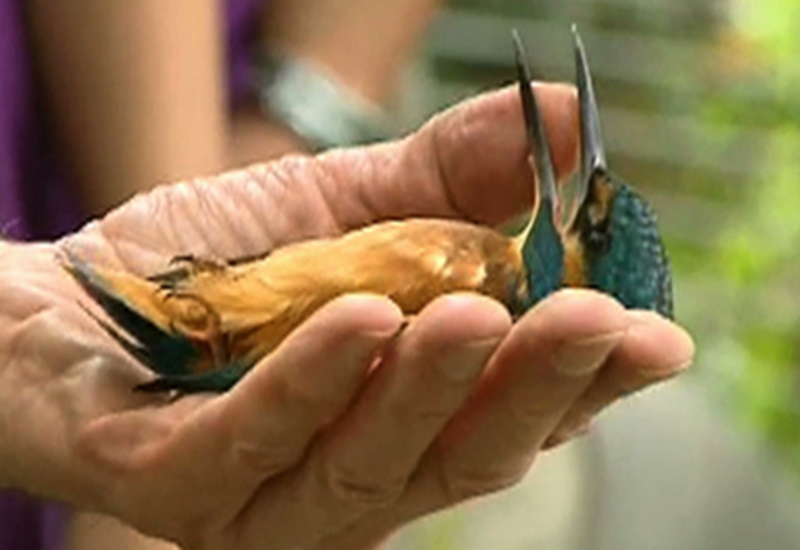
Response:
[514,28,673,319]
[564,167,673,319]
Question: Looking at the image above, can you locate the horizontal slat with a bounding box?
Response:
[677,274,800,330]
[646,190,732,245]
[418,80,769,181]
[600,107,768,178]
[429,9,709,90]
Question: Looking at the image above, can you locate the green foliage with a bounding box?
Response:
[706,0,800,473]
[731,0,800,79]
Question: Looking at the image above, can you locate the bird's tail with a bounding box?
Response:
[61,250,203,385]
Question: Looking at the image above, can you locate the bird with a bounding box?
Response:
[62,27,672,393]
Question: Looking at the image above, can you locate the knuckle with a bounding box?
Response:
[507,393,558,426]
[378,370,478,430]
[623,368,679,396]
[543,417,592,450]
[324,459,405,510]
[269,371,343,422]
[232,439,303,479]
[438,459,529,502]
[382,397,455,430]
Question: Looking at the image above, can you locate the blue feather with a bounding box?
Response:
[63,250,200,378]
[584,182,673,319]
[520,198,565,309]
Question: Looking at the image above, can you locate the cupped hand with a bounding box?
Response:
[0,83,694,550]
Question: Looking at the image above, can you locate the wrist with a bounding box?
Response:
[255,49,394,152]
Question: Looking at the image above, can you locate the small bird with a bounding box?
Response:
[63,27,672,393]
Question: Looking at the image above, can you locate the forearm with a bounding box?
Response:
[27,0,227,216]
[229,0,444,166]
[262,0,444,103]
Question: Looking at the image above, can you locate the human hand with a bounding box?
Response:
[0,82,693,549]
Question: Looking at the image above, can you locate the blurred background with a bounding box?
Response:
[389,0,800,549]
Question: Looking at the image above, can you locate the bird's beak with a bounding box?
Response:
[512,31,566,305]
[512,29,559,236]
[569,25,611,227]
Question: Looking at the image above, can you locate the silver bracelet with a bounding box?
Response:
[257,52,393,152]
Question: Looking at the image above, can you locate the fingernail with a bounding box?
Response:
[567,420,592,439]
[554,330,625,376]
[437,337,502,382]
[643,357,694,377]
[544,420,593,449]
[627,319,695,376]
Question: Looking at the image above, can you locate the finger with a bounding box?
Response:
[293,290,631,547]
[76,294,403,543]
[411,290,628,509]
[542,310,694,449]
[129,294,404,538]
[206,294,403,481]
[233,294,511,550]
[319,82,579,229]
[154,296,401,540]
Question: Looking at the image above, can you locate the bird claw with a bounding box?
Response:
[161,291,229,368]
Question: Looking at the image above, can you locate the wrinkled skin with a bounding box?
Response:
[0,83,694,550]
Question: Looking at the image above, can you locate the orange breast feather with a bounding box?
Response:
[93,219,526,371]
[184,219,525,364]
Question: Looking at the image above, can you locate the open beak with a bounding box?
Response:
[512,29,559,224]
[512,31,565,305]
[569,25,610,225]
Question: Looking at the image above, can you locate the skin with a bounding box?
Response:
[26,2,444,543]
[0,84,694,549]
[26,0,445,216]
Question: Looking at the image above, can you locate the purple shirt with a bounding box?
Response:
[0,0,261,547]
[0,0,80,242]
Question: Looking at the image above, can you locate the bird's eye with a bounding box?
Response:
[585,224,612,255]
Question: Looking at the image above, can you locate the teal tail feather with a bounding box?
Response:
[62,250,242,393]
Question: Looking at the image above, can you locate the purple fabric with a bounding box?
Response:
[0,0,263,547]
[0,0,81,241]
[226,0,263,105]
[0,0,26,239]
[0,493,64,550]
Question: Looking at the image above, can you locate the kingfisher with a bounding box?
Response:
[63,27,672,393]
